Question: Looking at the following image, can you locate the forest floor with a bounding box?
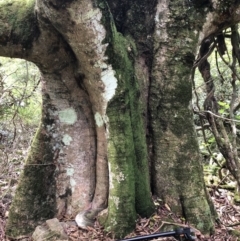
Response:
[1,127,240,241]
[63,192,240,241]
[1,184,240,241]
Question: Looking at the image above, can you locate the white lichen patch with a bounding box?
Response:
[108,163,114,189]
[101,67,118,102]
[103,115,109,124]
[94,112,104,127]
[94,112,110,128]
[70,177,76,192]
[62,134,73,146]
[66,167,74,176]
[94,60,108,69]
[58,108,77,125]
[116,172,125,183]
[111,196,120,209]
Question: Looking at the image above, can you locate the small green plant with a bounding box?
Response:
[218,101,230,115]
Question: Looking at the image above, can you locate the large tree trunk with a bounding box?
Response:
[149,0,215,232]
[1,0,240,239]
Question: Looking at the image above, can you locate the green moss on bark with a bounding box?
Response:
[97,0,154,237]
[149,0,215,234]
[0,0,39,48]
[106,101,137,237]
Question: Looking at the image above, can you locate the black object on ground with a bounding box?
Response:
[117,227,196,241]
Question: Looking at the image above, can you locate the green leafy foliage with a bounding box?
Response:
[218,101,230,115]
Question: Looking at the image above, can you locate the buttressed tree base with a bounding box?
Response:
[0,0,240,238]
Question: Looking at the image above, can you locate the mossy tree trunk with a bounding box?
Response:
[149,0,216,233]
[1,0,240,239]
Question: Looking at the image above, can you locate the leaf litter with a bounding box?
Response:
[1,130,240,240]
